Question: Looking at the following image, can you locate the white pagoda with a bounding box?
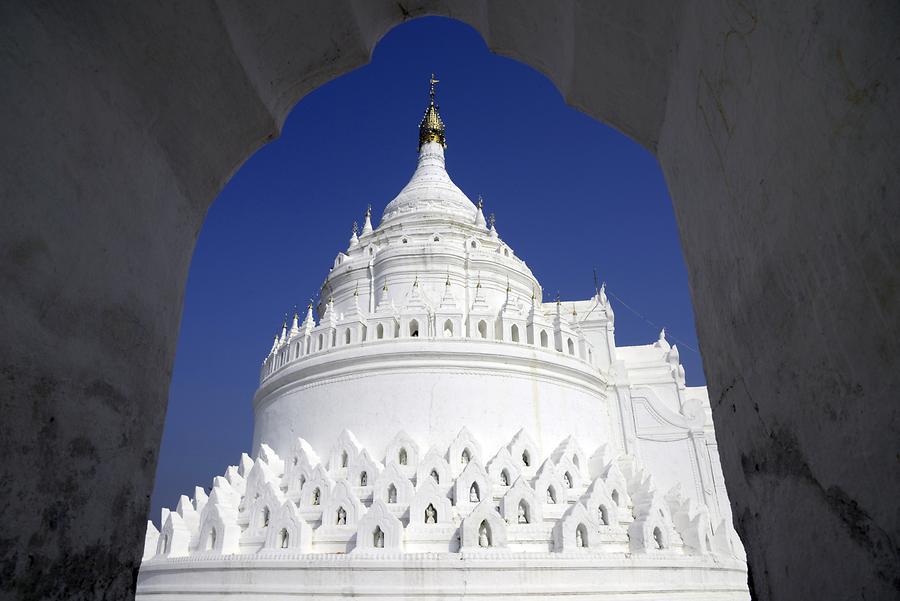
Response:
[137,78,749,600]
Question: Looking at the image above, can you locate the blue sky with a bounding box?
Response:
[150,17,704,523]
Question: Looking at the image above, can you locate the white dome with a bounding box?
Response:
[380,141,477,225]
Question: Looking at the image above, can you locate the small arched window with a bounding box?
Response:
[511,324,520,342]
[387,483,397,504]
[518,500,530,524]
[279,528,289,549]
[433,235,440,242]
[299,475,306,490]
[401,237,408,244]
[373,526,384,548]
[430,469,439,484]
[344,329,351,344]
[504,248,509,257]
[331,329,337,347]
[409,319,419,337]
[206,527,217,550]
[317,334,323,350]
[653,526,665,549]
[399,448,408,465]
[443,319,453,337]
[564,472,573,488]
[598,505,609,526]
[567,338,575,355]
[500,469,510,486]
[576,523,588,548]
[376,323,384,339]
[611,490,620,506]
[341,450,348,467]
[261,506,270,528]
[540,330,549,348]
[477,320,487,339]
[470,241,477,249]
[522,450,530,466]
[461,448,471,464]
[547,486,557,504]
[478,519,491,547]
[360,471,368,486]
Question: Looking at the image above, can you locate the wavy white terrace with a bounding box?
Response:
[139,81,749,600]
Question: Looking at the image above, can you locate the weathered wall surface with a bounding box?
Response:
[0,1,896,599]
[656,2,900,599]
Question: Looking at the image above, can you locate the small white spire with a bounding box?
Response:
[475,195,486,228]
[488,213,498,238]
[301,301,316,332]
[349,221,359,247]
[361,205,373,236]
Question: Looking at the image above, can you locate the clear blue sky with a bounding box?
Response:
[150,17,704,523]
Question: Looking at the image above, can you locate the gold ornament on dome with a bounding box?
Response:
[418,73,446,150]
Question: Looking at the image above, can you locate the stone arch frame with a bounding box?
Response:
[409,477,453,525]
[454,459,492,506]
[629,516,674,553]
[506,429,540,477]
[349,448,383,489]
[327,429,363,474]
[447,427,483,476]
[354,499,403,553]
[384,430,419,478]
[416,447,452,489]
[581,477,620,530]
[486,447,520,487]
[556,456,584,490]
[322,480,364,527]
[501,476,543,525]
[553,502,600,551]
[298,465,335,508]
[534,459,569,505]
[263,500,312,552]
[245,481,284,536]
[285,437,321,497]
[373,461,414,507]
[4,4,890,598]
[460,501,508,550]
[241,459,278,504]
[601,463,632,520]
[551,435,586,476]
[157,512,190,558]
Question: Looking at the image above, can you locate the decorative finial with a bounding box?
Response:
[531,286,536,301]
[382,280,388,292]
[477,195,484,210]
[282,313,288,328]
[352,220,358,235]
[488,213,496,229]
[413,275,419,288]
[476,272,482,289]
[506,277,511,293]
[659,327,667,341]
[446,270,451,287]
[572,304,577,317]
[429,73,439,100]
[353,283,359,297]
[556,291,561,305]
[365,204,371,218]
[418,74,446,150]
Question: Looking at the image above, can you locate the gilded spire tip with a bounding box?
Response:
[419,74,446,150]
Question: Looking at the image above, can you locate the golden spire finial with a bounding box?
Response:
[419,74,446,150]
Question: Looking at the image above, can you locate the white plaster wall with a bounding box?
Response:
[253,339,611,461]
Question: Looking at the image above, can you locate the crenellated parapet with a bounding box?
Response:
[146,428,743,561]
